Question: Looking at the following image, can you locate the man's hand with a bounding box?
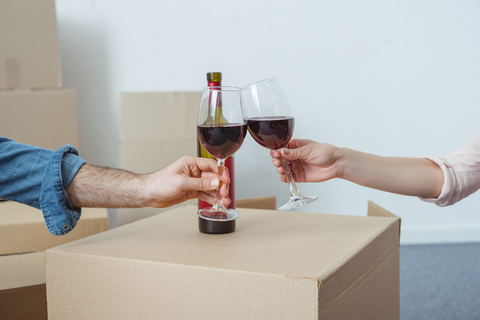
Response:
[66,156,230,208]
[141,156,230,208]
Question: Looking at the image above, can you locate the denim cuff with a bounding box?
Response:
[40,145,86,236]
[62,152,86,189]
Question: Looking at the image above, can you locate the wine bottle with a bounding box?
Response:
[197,72,236,210]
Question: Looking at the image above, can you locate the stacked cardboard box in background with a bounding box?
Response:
[0,203,108,320]
[0,0,78,150]
[117,91,201,226]
[0,0,61,90]
[0,1,108,319]
[0,90,77,149]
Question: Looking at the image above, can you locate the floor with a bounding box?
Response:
[400,243,480,320]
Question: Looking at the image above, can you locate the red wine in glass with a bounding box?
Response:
[246,116,294,150]
[242,78,318,211]
[196,86,245,233]
[197,123,248,159]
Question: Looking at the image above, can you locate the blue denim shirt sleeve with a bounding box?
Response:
[0,137,86,236]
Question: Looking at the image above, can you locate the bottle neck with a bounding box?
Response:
[208,80,222,122]
[206,75,226,123]
[208,80,221,87]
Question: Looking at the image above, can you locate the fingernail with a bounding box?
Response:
[211,178,219,187]
[283,148,289,155]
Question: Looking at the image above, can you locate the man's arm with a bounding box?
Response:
[66,164,146,208]
[66,156,230,209]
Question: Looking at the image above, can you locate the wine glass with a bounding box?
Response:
[197,86,247,228]
[241,78,318,211]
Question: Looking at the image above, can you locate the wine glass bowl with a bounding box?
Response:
[197,123,247,160]
[242,78,318,211]
[246,116,294,150]
[197,86,246,227]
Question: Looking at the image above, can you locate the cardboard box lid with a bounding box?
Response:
[115,196,277,227]
[47,203,400,319]
[0,0,61,89]
[0,201,108,255]
[116,200,197,227]
[119,91,201,142]
[48,203,399,279]
[0,252,45,291]
[0,90,78,151]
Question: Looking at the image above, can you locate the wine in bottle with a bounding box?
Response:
[197,72,236,211]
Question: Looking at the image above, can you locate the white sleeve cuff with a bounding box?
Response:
[418,155,455,207]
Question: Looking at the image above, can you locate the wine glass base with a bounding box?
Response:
[277,195,318,211]
[197,208,239,221]
[197,208,240,234]
[198,217,236,234]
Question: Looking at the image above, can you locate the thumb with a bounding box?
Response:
[281,146,306,161]
[183,176,220,192]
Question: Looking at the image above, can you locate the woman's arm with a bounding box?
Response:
[271,139,444,199]
[338,148,444,198]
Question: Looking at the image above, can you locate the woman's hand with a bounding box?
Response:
[270,139,341,183]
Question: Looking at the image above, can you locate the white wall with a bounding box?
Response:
[56,0,480,244]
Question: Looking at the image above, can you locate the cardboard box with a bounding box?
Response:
[47,201,400,320]
[0,89,78,151]
[116,91,200,226]
[119,91,200,143]
[0,0,61,89]
[116,196,276,227]
[0,201,108,255]
[0,284,47,320]
[115,201,197,228]
[237,195,276,210]
[0,252,47,320]
[118,140,196,174]
[0,201,109,320]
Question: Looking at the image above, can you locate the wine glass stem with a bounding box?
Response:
[211,158,226,210]
[279,153,301,197]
